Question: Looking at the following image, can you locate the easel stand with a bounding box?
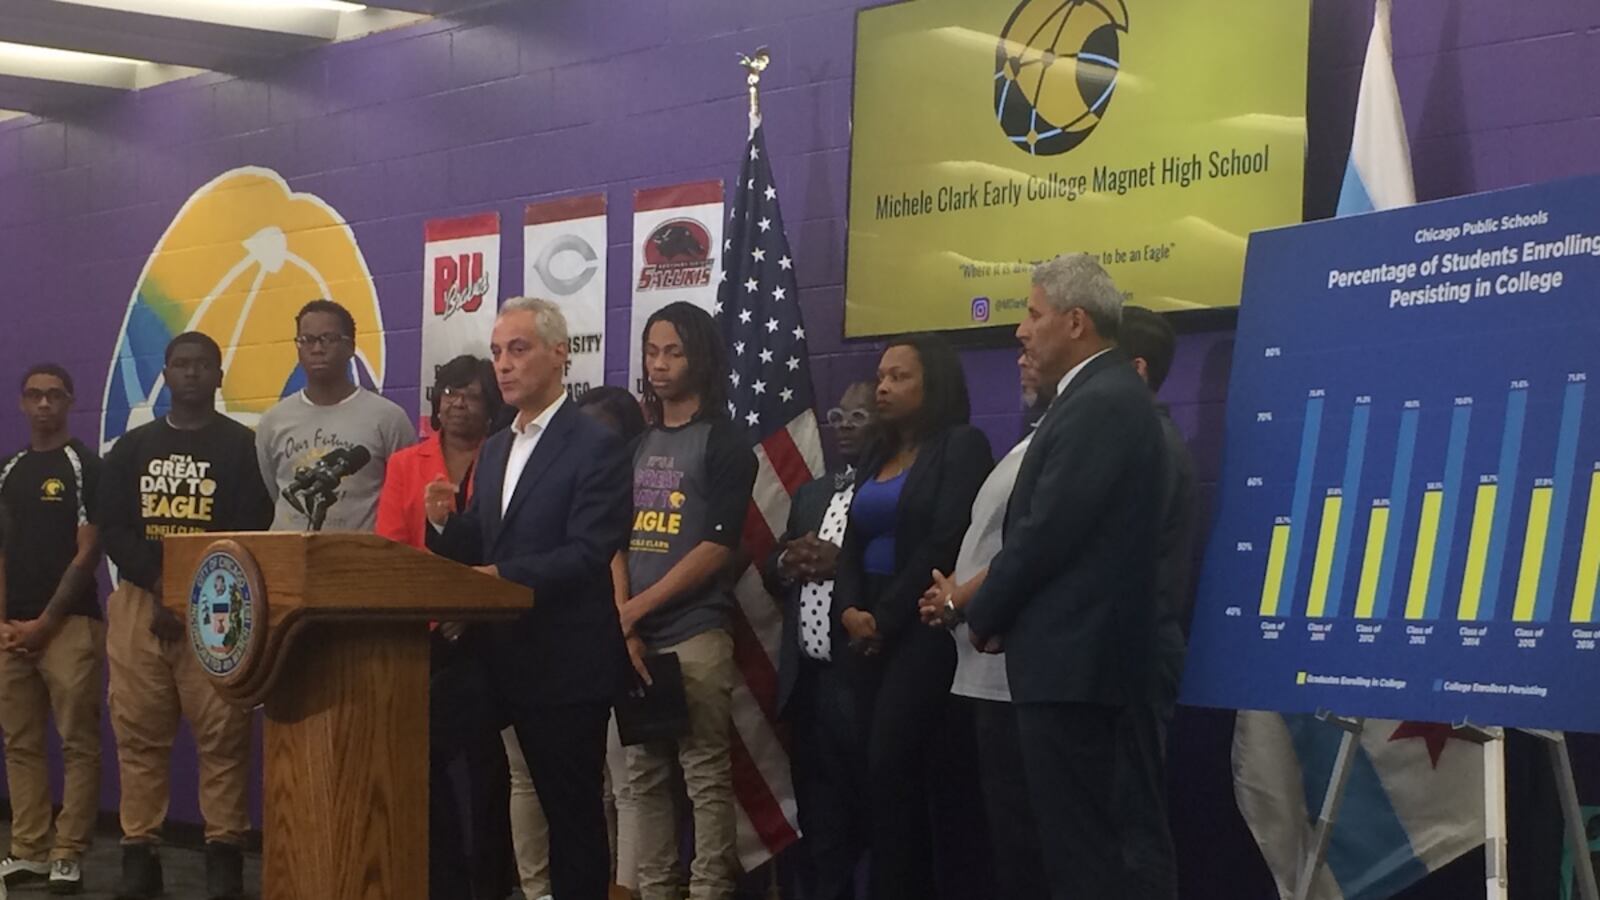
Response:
[1290,712,1597,900]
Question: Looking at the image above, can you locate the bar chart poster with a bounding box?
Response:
[1181,176,1600,732]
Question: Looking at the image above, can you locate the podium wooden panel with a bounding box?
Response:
[164,532,528,900]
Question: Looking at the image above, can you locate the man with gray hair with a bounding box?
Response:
[428,296,633,900]
[964,254,1170,899]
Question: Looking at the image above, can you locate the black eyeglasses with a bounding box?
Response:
[825,408,872,428]
[22,388,71,404]
[440,386,485,406]
[294,334,351,349]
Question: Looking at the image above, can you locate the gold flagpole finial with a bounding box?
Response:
[737,46,771,121]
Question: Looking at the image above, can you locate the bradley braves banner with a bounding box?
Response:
[422,212,500,431]
[630,181,724,395]
[524,195,607,399]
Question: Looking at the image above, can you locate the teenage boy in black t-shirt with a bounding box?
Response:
[619,302,757,900]
[96,332,273,900]
[0,363,104,894]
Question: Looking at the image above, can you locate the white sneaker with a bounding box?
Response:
[47,858,82,894]
[0,855,49,885]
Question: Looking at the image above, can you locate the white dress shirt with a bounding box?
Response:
[951,432,1034,701]
[501,392,567,514]
[1054,346,1114,400]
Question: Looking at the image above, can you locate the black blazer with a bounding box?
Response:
[1154,406,1198,702]
[833,425,994,647]
[428,400,632,710]
[760,472,849,715]
[966,348,1166,706]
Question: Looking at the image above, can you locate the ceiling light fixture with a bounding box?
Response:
[0,41,142,68]
[217,0,369,10]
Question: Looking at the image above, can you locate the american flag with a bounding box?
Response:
[715,115,824,869]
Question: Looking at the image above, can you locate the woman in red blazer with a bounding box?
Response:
[375,355,502,548]
[374,354,510,900]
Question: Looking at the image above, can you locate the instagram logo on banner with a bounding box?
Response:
[970,296,991,323]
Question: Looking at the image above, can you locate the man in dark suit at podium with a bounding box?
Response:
[427,296,631,900]
[965,254,1168,900]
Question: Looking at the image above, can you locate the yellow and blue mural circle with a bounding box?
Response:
[99,166,388,449]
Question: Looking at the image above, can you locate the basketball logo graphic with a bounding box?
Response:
[994,0,1130,156]
[100,167,388,451]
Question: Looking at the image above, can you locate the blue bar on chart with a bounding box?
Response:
[1528,378,1586,621]
[1420,401,1473,619]
[1311,400,1370,617]
[1261,393,1324,616]
[1372,403,1420,618]
[1470,385,1528,620]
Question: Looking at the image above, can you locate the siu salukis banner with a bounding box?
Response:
[631,181,724,396]
[524,195,607,400]
[422,212,500,433]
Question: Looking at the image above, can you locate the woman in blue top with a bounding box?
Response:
[834,333,994,900]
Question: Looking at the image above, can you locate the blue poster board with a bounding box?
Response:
[1181,176,1600,732]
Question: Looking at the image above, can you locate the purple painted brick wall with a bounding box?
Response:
[0,0,1597,892]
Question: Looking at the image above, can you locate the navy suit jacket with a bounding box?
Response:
[429,400,632,710]
[966,348,1166,707]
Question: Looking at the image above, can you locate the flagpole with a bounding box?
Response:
[719,42,817,873]
[1483,730,1509,900]
[738,46,770,131]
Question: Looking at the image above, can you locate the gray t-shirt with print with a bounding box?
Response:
[255,388,416,532]
[627,418,757,649]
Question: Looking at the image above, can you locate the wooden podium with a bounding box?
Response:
[163,531,528,900]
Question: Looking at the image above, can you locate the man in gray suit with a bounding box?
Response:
[965,253,1169,900]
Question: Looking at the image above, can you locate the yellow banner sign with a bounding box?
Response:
[845,0,1309,336]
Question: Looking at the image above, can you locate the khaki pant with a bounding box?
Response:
[105,583,252,845]
[627,628,738,900]
[0,614,104,861]
[504,715,638,898]
[503,726,551,899]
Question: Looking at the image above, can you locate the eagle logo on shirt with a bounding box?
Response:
[40,478,66,502]
[668,490,687,510]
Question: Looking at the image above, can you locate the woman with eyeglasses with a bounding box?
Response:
[833,334,994,900]
[374,354,514,900]
[759,381,877,900]
[375,355,502,547]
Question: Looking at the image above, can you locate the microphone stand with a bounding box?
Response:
[302,487,335,532]
[284,482,337,532]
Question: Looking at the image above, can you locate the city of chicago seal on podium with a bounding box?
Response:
[188,539,268,686]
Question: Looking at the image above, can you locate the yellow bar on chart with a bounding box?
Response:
[1405,490,1443,619]
[1457,483,1499,621]
[1354,505,1390,618]
[1259,522,1292,616]
[1571,471,1600,623]
[1306,494,1343,617]
[1511,486,1553,622]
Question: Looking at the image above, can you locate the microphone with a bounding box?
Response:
[282,445,373,510]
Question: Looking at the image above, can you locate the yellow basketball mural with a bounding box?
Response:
[100,167,387,448]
